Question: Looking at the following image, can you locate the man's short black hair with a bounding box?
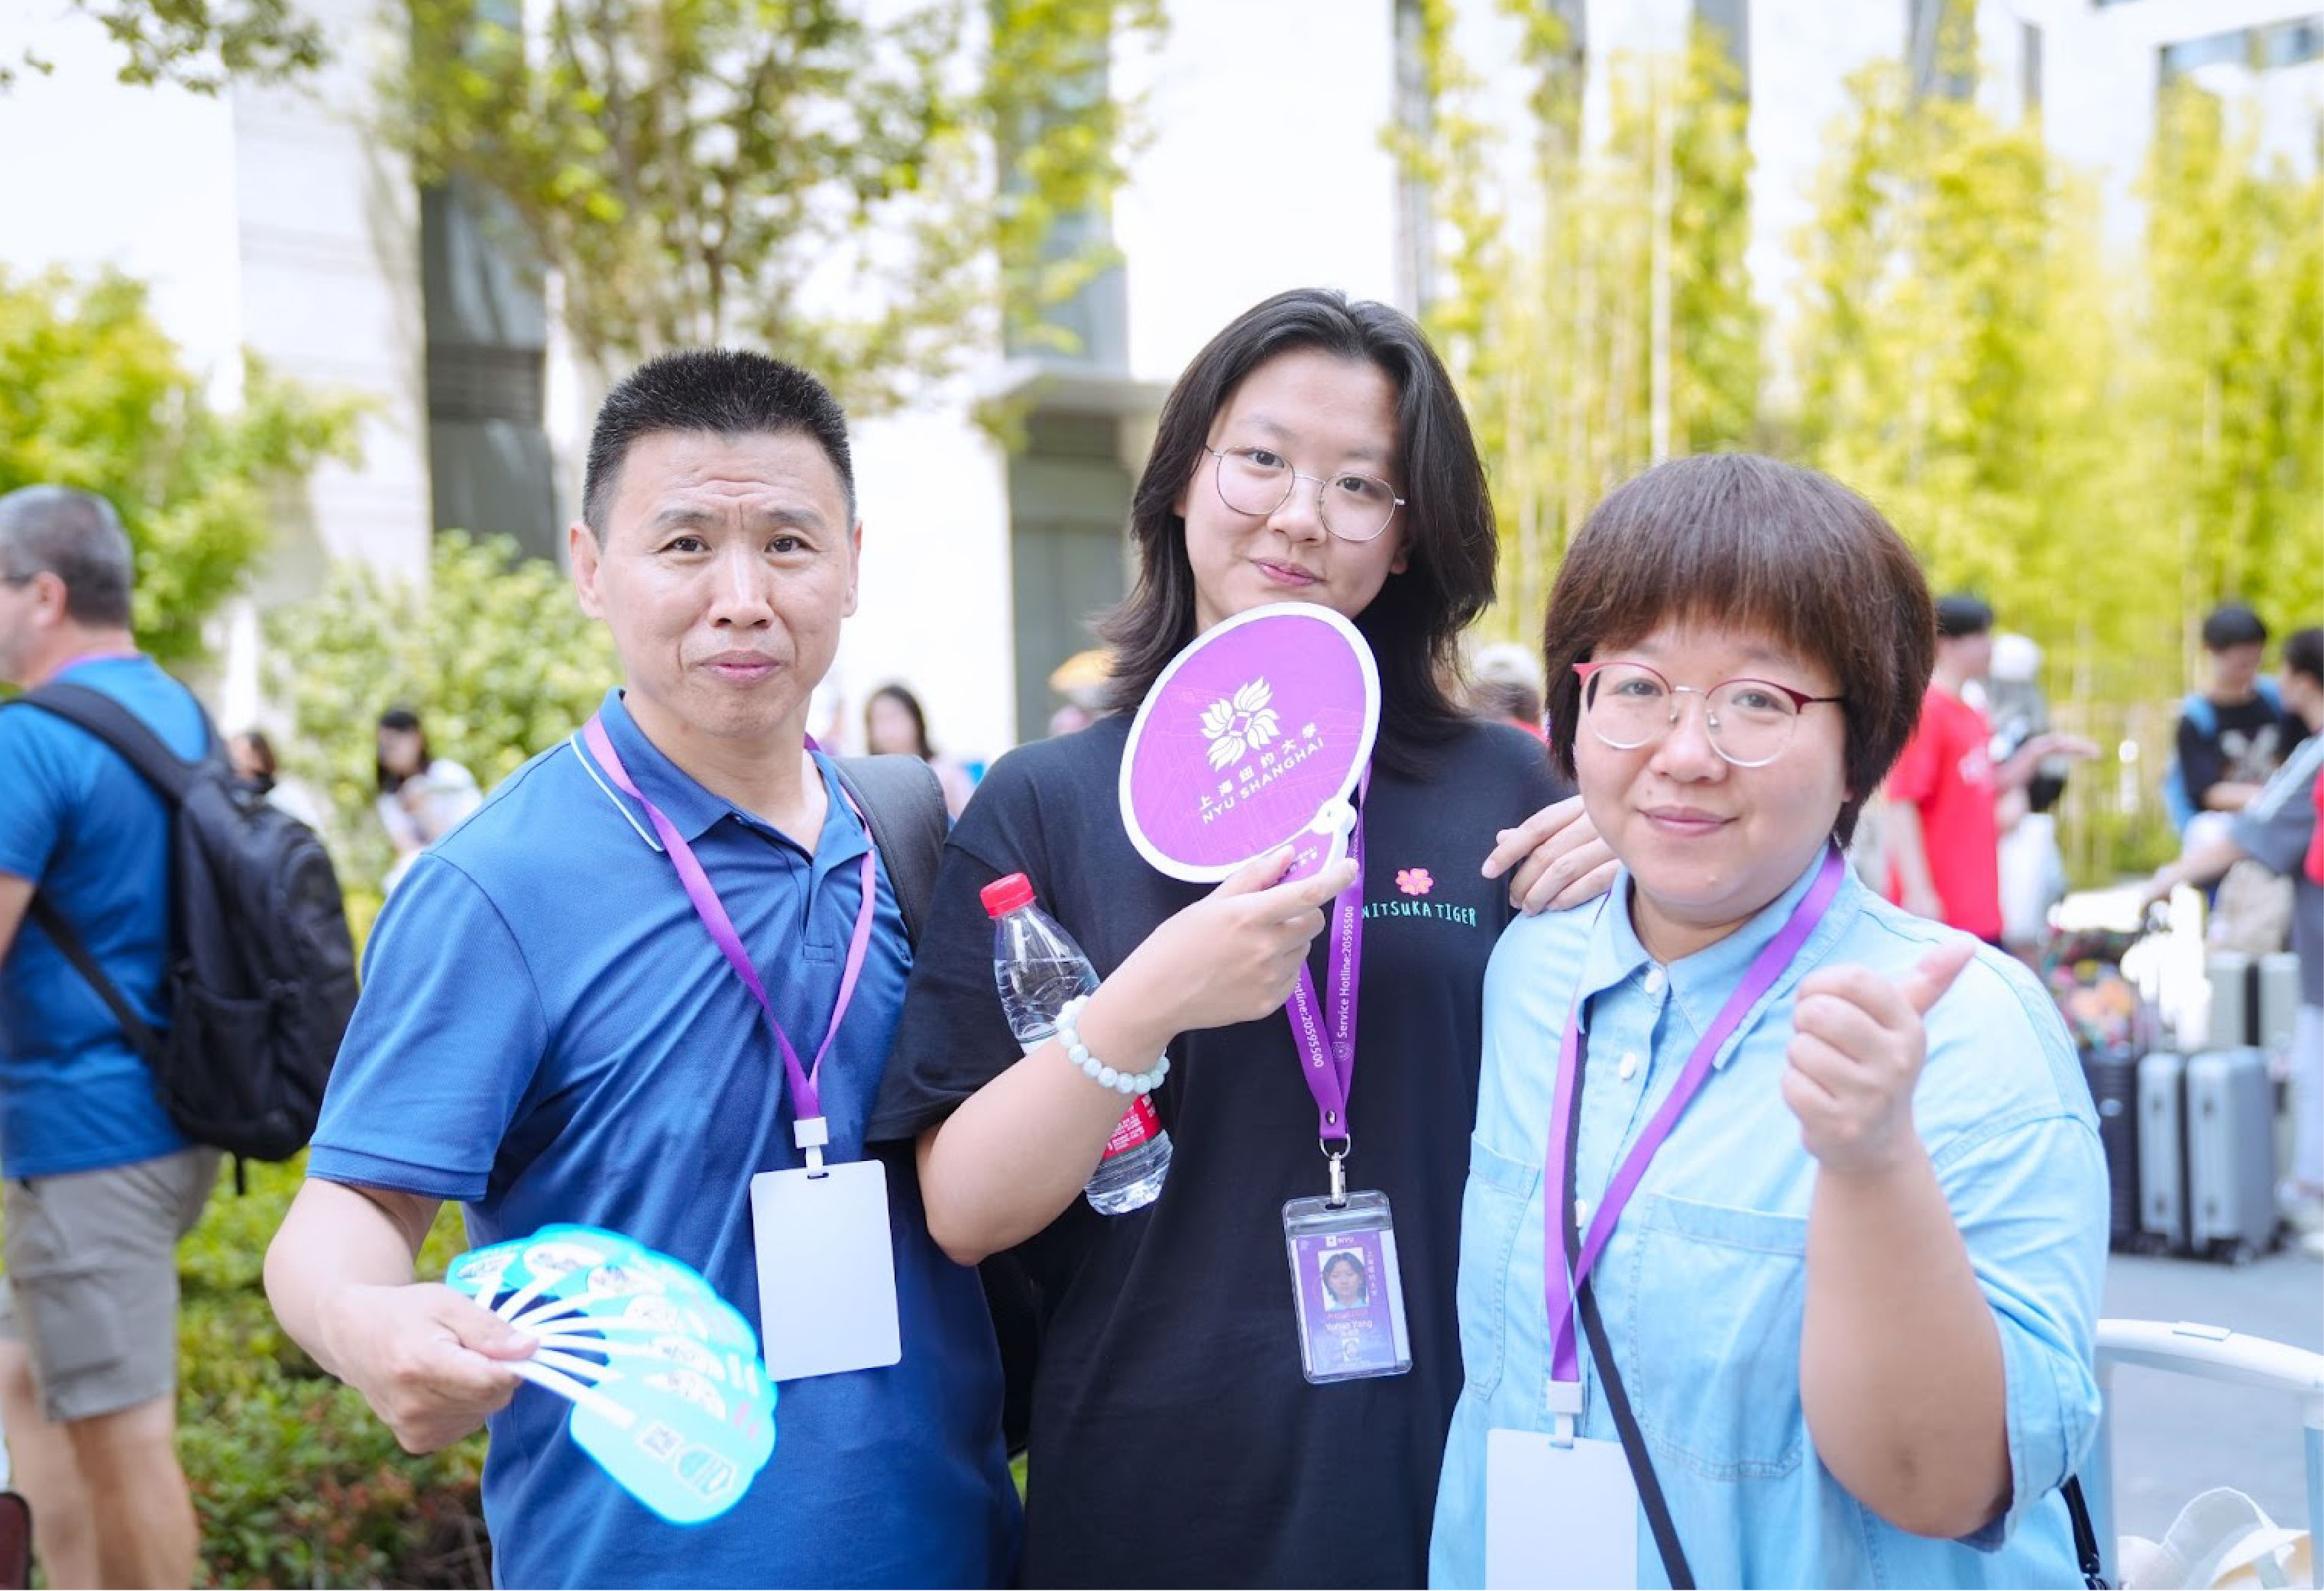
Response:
[2201,602,2268,652]
[581,349,855,540]
[2284,626,2322,688]
[1934,593,1995,640]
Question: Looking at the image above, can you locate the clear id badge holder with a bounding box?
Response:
[1282,1150,1412,1385]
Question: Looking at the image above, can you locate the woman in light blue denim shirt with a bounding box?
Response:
[1431,455,2108,1589]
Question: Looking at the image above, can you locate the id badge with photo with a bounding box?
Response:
[1281,1188,1412,1384]
[748,1158,901,1383]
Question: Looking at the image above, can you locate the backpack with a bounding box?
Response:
[2164,678,2284,833]
[833,752,1039,1460]
[832,752,946,941]
[9,682,358,1163]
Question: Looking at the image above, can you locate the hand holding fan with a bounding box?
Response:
[443,1224,775,1522]
[1119,603,1380,884]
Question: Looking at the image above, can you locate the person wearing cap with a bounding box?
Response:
[1882,596,2095,946]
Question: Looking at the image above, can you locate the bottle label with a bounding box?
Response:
[1102,1094,1160,1158]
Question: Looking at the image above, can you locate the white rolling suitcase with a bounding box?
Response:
[2258,952,2301,1057]
[2208,950,2257,1050]
[2138,1051,2189,1254]
[2184,1047,2280,1263]
[2081,1318,2324,1589]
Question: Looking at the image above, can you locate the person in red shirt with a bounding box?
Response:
[2309,768,2323,888]
[1884,596,2095,943]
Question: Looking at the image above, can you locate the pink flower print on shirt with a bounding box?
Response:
[1396,867,1435,897]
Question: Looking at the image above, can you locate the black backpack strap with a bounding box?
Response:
[24,894,164,1062]
[4,685,193,1062]
[13,681,212,804]
[2061,1474,2109,1589]
[832,754,947,948]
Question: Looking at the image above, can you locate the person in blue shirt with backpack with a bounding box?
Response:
[0,486,219,1589]
[2167,602,2307,840]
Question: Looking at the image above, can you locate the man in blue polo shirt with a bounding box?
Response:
[264,351,1019,1587]
[0,485,221,1589]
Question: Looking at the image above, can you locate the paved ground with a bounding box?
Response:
[2095,1243,2322,1545]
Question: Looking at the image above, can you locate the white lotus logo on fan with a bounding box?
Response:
[1201,679,1281,770]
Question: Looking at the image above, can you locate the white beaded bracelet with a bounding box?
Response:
[1055,994,1170,1096]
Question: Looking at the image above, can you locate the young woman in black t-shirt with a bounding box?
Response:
[869,289,1608,1588]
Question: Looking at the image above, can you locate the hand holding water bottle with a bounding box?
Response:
[986,875,1176,1215]
[1107,846,1358,1033]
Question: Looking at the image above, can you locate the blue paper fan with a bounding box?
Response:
[445,1224,775,1522]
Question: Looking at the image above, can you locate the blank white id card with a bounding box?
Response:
[749,1158,901,1382]
[1484,1427,1641,1589]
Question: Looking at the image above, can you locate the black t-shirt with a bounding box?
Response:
[870,713,1561,1589]
[2178,690,2306,809]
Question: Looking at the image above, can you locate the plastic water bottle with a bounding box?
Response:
[983,872,1173,1214]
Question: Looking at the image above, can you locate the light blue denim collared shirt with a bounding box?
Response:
[1430,855,2106,1589]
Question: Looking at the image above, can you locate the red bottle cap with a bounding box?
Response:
[980,873,1036,917]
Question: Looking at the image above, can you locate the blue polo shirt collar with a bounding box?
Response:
[1578,848,1866,1068]
[577,689,871,878]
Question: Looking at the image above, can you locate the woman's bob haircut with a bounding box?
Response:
[1099,287,1497,769]
[1540,453,1934,848]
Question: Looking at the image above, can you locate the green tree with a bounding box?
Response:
[1398,8,2319,882]
[1400,11,1762,638]
[1792,59,2322,881]
[1791,54,2173,878]
[2133,81,2324,658]
[4,0,325,95]
[266,530,620,899]
[0,267,357,666]
[389,0,1160,413]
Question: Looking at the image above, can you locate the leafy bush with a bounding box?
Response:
[262,529,620,894]
[157,530,617,1583]
[0,267,359,668]
[176,1159,489,1588]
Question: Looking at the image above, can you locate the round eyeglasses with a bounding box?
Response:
[1572,660,1844,768]
[1204,446,1405,544]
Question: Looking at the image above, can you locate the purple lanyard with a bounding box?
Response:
[1285,771,1370,1201]
[1544,846,1845,1384]
[581,714,877,1161]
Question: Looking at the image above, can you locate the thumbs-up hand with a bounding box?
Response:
[1780,938,1977,1175]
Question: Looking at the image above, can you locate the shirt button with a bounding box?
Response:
[1618,1053,1640,1082]
[1643,966,1668,995]
[1574,1197,1591,1224]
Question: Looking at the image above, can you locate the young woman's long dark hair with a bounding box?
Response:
[375,707,434,795]
[866,681,937,761]
[1099,289,1497,774]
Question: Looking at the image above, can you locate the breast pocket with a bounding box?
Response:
[1455,1135,1540,1402]
[1622,1193,1808,1481]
